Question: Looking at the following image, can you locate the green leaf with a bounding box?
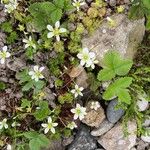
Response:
[21,99,31,108]
[117,89,131,104]
[143,0,150,9]
[97,69,115,81]
[34,101,50,121]
[24,132,39,139]
[0,82,6,90]
[51,8,62,24]
[97,51,133,81]
[22,82,34,91]
[103,77,133,104]
[54,0,64,8]
[24,132,49,150]
[28,2,55,30]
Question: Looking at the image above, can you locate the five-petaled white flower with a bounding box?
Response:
[71,84,84,98]
[0,118,8,130]
[72,0,85,11]
[90,101,100,111]
[23,36,36,49]
[67,121,77,130]
[77,48,98,69]
[41,117,58,134]
[29,65,44,82]
[71,103,87,120]
[0,46,11,64]
[4,0,18,13]
[47,21,67,41]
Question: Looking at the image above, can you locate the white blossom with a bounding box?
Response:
[41,117,58,134]
[29,65,44,82]
[71,84,84,98]
[77,48,98,69]
[0,118,8,130]
[6,144,12,150]
[90,101,100,110]
[72,0,85,11]
[47,21,67,41]
[67,121,77,130]
[71,103,87,120]
[0,46,11,64]
[4,0,18,13]
[23,36,36,49]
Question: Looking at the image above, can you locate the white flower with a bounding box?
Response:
[71,84,84,98]
[141,128,150,143]
[0,46,11,64]
[77,48,98,69]
[0,118,8,130]
[72,0,85,11]
[23,36,36,49]
[67,121,77,130]
[41,117,58,134]
[6,144,12,150]
[71,103,87,120]
[90,101,100,110]
[47,21,67,41]
[29,65,44,82]
[137,93,149,112]
[4,0,18,13]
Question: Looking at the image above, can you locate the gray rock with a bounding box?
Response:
[98,120,137,150]
[106,99,125,123]
[91,119,114,137]
[76,67,89,89]
[0,32,6,47]
[62,136,74,146]
[82,14,145,66]
[68,125,97,150]
[109,0,117,6]
[47,139,65,150]
[136,139,150,150]
[7,57,26,72]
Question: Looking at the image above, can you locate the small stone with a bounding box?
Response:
[7,57,26,72]
[106,99,125,123]
[67,23,76,31]
[76,68,89,89]
[69,65,84,78]
[47,139,65,150]
[91,119,114,136]
[136,139,150,150]
[98,120,137,150]
[142,116,150,127]
[136,99,149,112]
[109,0,117,6]
[82,101,105,128]
[68,125,97,150]
[62,136,74,146]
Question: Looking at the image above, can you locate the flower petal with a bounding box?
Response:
[41,123,48,128]
[2,46,7,51]
[55,21,60,29]
[51,127,55,134]
[56,35,60,41]
[47,32,54,38]
[44,127,49,134]
[48,117,52,123]
[47,25,53,31]
[59,28,67,33]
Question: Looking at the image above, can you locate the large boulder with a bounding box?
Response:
[82,14,145,66]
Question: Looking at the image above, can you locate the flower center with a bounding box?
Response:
[54,28,60,35]
[83,54,89,61]
[47,123,52,129]
[76,108,81,115]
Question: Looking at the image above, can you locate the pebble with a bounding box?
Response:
[68,125,97,150]
[91,119,114,137]
[106,99,125,123]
